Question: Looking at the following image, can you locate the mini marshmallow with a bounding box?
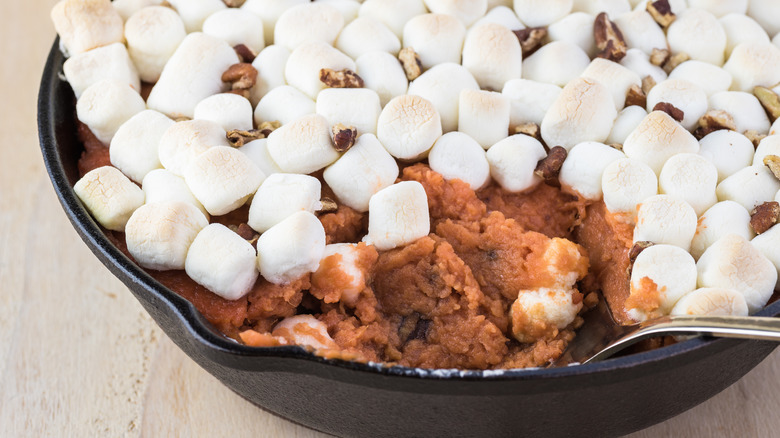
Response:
[627,244,697,321]
[257,211,327,284]
[51,0,124,56]
[571,0,630,17]
[266,114,341,174]
[709,91,771,135]
[111,0,163,20]
[752,224,780,288]
[511,287,581,343]
[184,146,266,216]
[323,133,399,212]
[312,243,366,306]
[423,0,487,27]
[355,51,409,107]
[716,165,780,211]
[697,234,777,313]
[486,134,547,193]
[158,119,229,176]
[141,169,209,218]
[166,0,225,33]
[74,166,145,232]
[723,42,780,92]
[248,174,322,233]
[698,130,755,182]
[254,85,315,127]
[284,42,356,99]
[601,158,658,220]
[241,0,307,45]
[316,88,382,135]
[559,141,626,200]
[658,153,719,216]
[690,201,754,260]
[622,111,700,174]
[522,41,591,87]
[646,79,708,131]
[747,0,780,37]
[634,195,698,251]
[406,62,479,132]
[402,13,467,70]
[76,79,146,145]
[194,94,254,132]
[458,90,510,149]
[671,287,749,317]
[719,13,770,57]
[471,6,524,31]
[146,32,240,119]
[364,181,430,250]
[376,95,443,160]
[124,6,187,83]
[462,23,523,91]
[513,0,573,27]
[318,0,361,23]
[667,61,733,97]
[428,132,491,190]
[272,315,338,351]
[613,10,668,56]
[502,79,562,127]
[249,45,290,106]
[358,0,428,38]
[581,58,642,111]
[753,136,780,166]
[772,118,780,136]
[688,0,748,17]
[667,8,727,66]
[110,110,174,183]
[619,49,668,86]
[547,12,596,57]
[540,78,617,151]
[274,2,344,51]
[335,17,401,60]
[185,223,259,300]
[238,139,283,177]
[202,8,265,53]
[606,106,648,145]
[63,43,140,99]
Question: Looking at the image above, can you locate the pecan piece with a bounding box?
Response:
[754,86,780,122]
[513,122,542,141]
[662,52,689,74]
[594,12,627,62]
[750,202,780,234]
[534,146,567,186]
[693,110,736,139]
[649,48,670,67]
[319,197,339,214]
[320,68,364,88]
[233,44,257,63]
[647,0,676,28]
[744,130,767,148]
[513,27,547,57]
[764,155,780,181]
[226,129,267,147]
[398,47,423,81]
[258,120,281,137]
[222,62,258,92]
[628,241,655,275]
[653,102,684,122]
[331,123,358,152]
[641,75,657,95]
[625,84,647,108]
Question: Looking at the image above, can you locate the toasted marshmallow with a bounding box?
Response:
[76,79,146,145]
[606,106,648,145]
[581,58,642,111]
[141,169,209,218]
[667,61,733,97]
[486,134,547,193]
[202,8,265,53]
[74,166,145,232]
[364,181,430,250]
[423,0,487,27]
[458,90,510,149]
[249,45,291,106]
[709,91,771,135]
[560,142,625,200]
[312,243,366,305]
[716,165,780,211]
[613,10,667,56]
[166,0,225,32]
[194,94,254,132]
[248,174,322,233]
[720,14,770,57]
[335,17,400,60]
[658,153,719,216]
[627,244,698,321]
[522,41,591,87]
[634,195,698,251]
[511,287,581,343]
[355,51,409,107]
[667,8,727,66]
[619,49,668,86]
[697,234,777,313]
[471,5,524,31]
[622,111,700,174]
[284,42,356,99]
[754,136,780,166]
[358,0,428,38]
[752,224,780,287]
[462,23,523,91]
[63,43,140,99]
[502,79,562,127]
[147,32,240,119]
[402,13,467,70]
[183,146,266,216]
[185,223,259,300]
[547,12,596,57]
[376,95,443,160]
[690,201,754,259]
[513,0,573,27]
[540,78,617,151]
[238,139,283,178]
[257,211,327,284]
[158,119,229,176]
[428,132,491,190]
[272,315,338,351]
[266,114,341,174]
[241,0,307,45]
[110,110,174,183]
[698,130,755,182]
[124,6,187,83]
[275,3,344,51]
[51,0,124,56]
[316,88,382,135]
[646,79,708,131]
[571,0,630,17]
[747,0,780,37]
[723,42,780,92]
[254,85,315,127]
[601,158,658,220]
[688,0,748,17]
[671,287,749,317]
[406,63,480,132]
[323,134,399,212]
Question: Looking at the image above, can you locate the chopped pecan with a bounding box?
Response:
[628,241,655,275]
[754,86,780,122]
[609,143,624,152]
[649,48,670,67]
[764,155,780,180]
[398,47,423,81]
[653,102,684,122]
[647,0,676,28]
[662,52,689,74]
[534,146,568,186]
[222,62,258,91]
[625,84,647,108]
[319,198,339,214]
[641,75,657,95]
[513,27,548,57]
[223,0,246,6]
[750,202,780,234]
[693,110,736,139]
[331,123,358,152]
[744,130,767,148]
[258,120,281,137]
[233,44,257,63]
[226,129,267,147]
[320,68,364,88]
[513,122,542,141]
[583,292,599,309]
[594,12,627,62]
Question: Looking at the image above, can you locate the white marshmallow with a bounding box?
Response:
[185,223,259,300]
[284,42,356,99]
[753,136,780,166]
[613,10,668,56]
[124,6,187,83]
[547,12,596,57]
[719,13,770,58]
[76,79,146,145]
[316,88,382,135]
[775,33,780,50]
[471,5,524,31]
[698,130,755,182]
[619,49,668,86]
[709,91,771,135]
[559,141,626,200]
[423,0,487,27]
[667,8,727,66]
[202,8,265,53]
[747,0,780,36]
[158,120,229,176]
[248,174,322,233]
[458,90,510,149]
[606,106,648,145]
[50,0,124,56]
[502,79,562,127]
[166,0,225,32]
[634,195,698,251]
[690,201,754,260]
[646,79,708,131]
[194,94,254,132]
[658,153,719,216]
[667,60,733,97]
[511,287,581,343]
[355,51,409,107]
[697,234,777,313]
[407,63,479,133]
[575,0,630,16]
[257,211,327,284]
[358,0,428,38]
[111,0,163,21]
[671,287,749,317]
[376,95,443,160]
[312,243,366,306]
[317,0,361,24]
[752,224,780,288]
[110,110,174,184]
[323,133,400,212]
[335,17,401,60]
[522,41,591,87]
[486,134,547,193]
[141,169,209,218]
[254,85,316,127]
[428,132,491,190]
[241,0,307,45]
[249,45,290,106]
[276,3,344,51]
[723,42,780,92]
[512,0,573,27]
[772,118,780,136]
[74,166,146,232]
[183,146,266,216]
[601,158,658,220]
[716,165,780,211]
[238,139,283,178]
[272,315,337,350]
[462,23,523,91]
[402,14,467,70]
[581,58,642,111]
[622,111,700,174]
[627,244,698,321]
[64,43,140,99]
[688,0,747,17]
[266,114,342,174]
[364,181,430,251]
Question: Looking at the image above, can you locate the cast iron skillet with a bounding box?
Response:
[38,40,780,438]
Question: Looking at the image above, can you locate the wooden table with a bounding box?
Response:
[3,1,780,436]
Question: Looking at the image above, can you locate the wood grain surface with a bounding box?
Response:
[2,1,779,437]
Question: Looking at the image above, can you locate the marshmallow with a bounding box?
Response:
[63,43,140,99]
[747,0,780,36]
[257,211,327,284]
[709,91,771,135]
[238,139,283,178]
[254,85,316,127]
[276,2,345,51]
[752,224,780,288]
[241,0,307,45]
[522,41,591,87]
[613,10,668,56]
[688,0,748,18]
[248,174,322,233]
[111,0,164,21]
[74,166,146,232]
[698,130,755,182]
[462,23,523,91]
[502,79,562,127]
[775,33,780,50]
[619,49,668,86]
[141,169,209,218]
[194,94,254,132]
[646,79,708,131]
[335,17,401,60]
[266,114,341,174]
[323,133,399,212]
[486,134,547,193]
[358,0,428,38]
[249,45,290,106]
[634,195,698,251]
[716,165,780,211]
[723,42,780,92]
[540,78,617,151]
[719,13,770,57]
[312,243,366,306]
[658,153,719,216]
[606,106,648,145]
[428,132,491,190]
[512,0,573,27]
[581,58,642,111]
[622,111,700,174]
[406,63,479,132]
[158,120,229,176]
[471,6,524,31]
[402,13,467,70]
[50,0,124,56]
[147,32,240,119]
[753,136,780,166]
[124,6,187,83]
[76,79,146,145]
[547,12,596,57]
[355,51,409,107]
[364,181,430,250]
[183,146,266,216]
[667,8,727,66]
[697,234,777,313]
[202,8,265,53]
[110,110,174,183]
[571,0,630,17]
[272,315,338,351]
[423,0,487,27]
[671,287,749,317]
[376,94,443,160]
[316,88,382,135]
[284,42,356,99]
[773,118,780,136]
[458,90,510,149]
[559,141,626,200]
[511,287,581,343]
[601,158,658,220]
[667,61,733,97]
[690,201,754,260]
[166,0,225,32]
[317,0,361,24]
[627,244,697,321]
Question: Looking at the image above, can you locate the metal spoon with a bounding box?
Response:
[551,298,780,367]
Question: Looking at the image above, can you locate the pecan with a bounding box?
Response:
[750,201,780,234]
[513,122,542,141]
[662,52,689,74]
[226,129,267,147]
[744,130,767,148]
[653,102,684,122]
[331,123,358,152]
[628,241,655,275]
[534,146,567,186]
[594,12,627,62]
[764,155,780,181]
[258,120,281,136]
[754,86,780,122]
[693,110,736,139]
[649,48,670,67]
[222,62,258,91]
[647,0,676,28]
[583,292,600,309]
[625,84,647,108]
[398,47,423,81]
[319,198,339,214]
[513,27,547,57]
[233,44,257,63]
[641,75,657,95]
[320,68,364,88]
[223,0,246,6]
[609,143,624,152]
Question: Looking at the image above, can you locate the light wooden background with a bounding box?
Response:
[3,1,780,437]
